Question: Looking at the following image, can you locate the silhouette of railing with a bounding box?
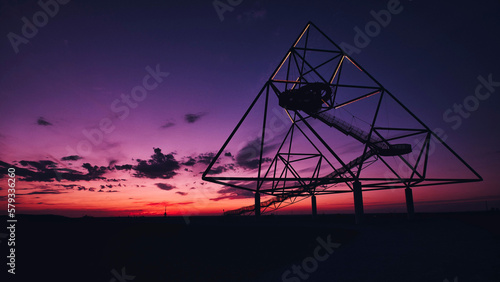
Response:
[314,112,388,149]
[323,149,375,179]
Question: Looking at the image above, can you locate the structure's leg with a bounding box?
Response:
[353,181,364,224]
[405,187,415,220]
[311,194,317,218]
[255,191,261,217]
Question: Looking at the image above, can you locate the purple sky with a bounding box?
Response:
[0,0,499,216]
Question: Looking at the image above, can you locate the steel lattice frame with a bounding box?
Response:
[202,22,482,215]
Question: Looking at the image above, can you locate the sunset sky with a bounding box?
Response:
[1,0,499,217]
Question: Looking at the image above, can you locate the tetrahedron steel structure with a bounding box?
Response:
[202,22,482,218]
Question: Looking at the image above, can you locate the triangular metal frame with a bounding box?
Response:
[202,22,482,215]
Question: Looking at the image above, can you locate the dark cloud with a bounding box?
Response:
[146,202,169,206]
[209,165,227,175]
[134,148,180,179]
[176,191,188,196]
[224,152,234,158]
[147,201,193,206]
[36,202,57,205]
[155,183,176,191]
[61,155,82,161]
[210,185,254,201]
[106,178,126,182]
[185,112,206,123]
[37,117,52,126]
[82,163,107,179]
[115,164,133,170]
[197,152,215,165]
[161,121,175,128]
[12,160,72,182]
[20,160,57,171]
[108,159,118,168]
[235,138,274,169]
[53,184,95,191]
[7,155,135,182]
[207,164,235,175]
[0,159,108,182]
[0,148,182,187]
[26,189,66,195]
[182,157,196,166]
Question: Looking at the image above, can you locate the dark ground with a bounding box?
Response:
[1,212,499,282]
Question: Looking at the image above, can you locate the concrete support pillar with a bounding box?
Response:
[353,181,364,224]
[405,187,414,220]
[255,191,261,217]
[311,194,317,218]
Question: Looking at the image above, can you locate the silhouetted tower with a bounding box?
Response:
[203,22,482,222]
[164,206,167,217]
